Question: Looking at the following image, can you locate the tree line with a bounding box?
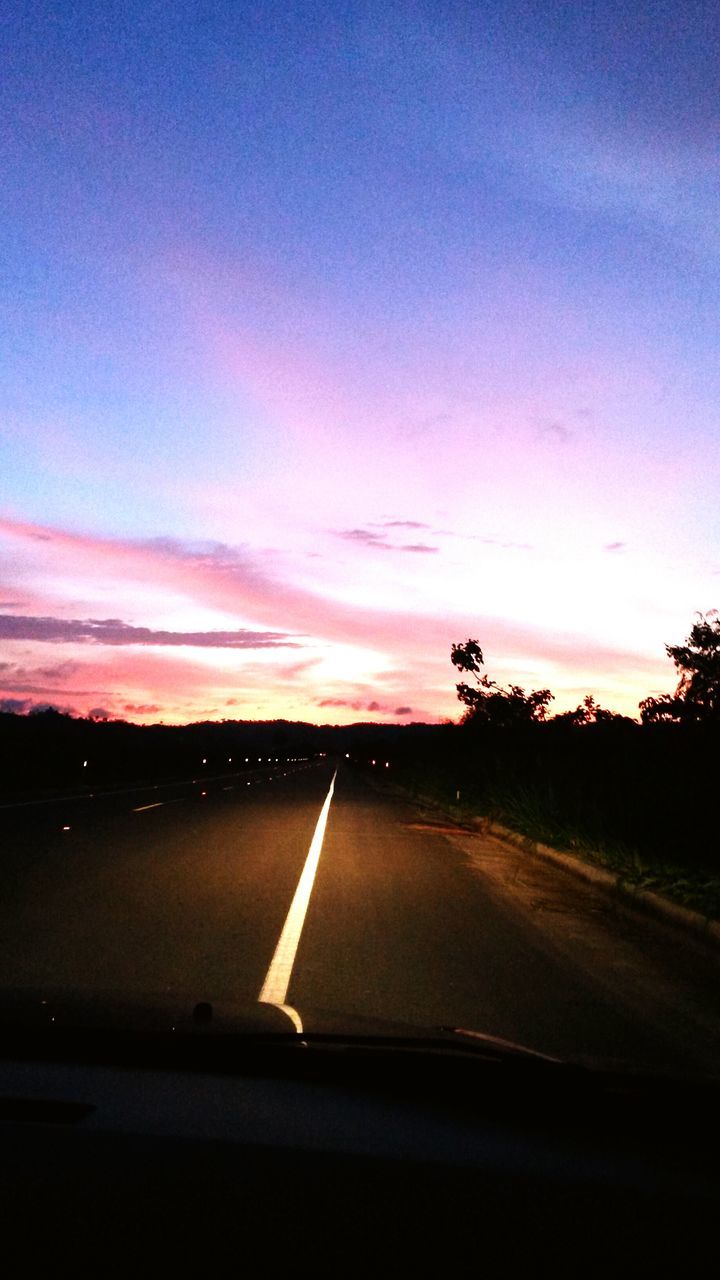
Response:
[451,612,720,727]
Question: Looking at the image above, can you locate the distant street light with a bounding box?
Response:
[202,758,207,765]
[82,760,88,768]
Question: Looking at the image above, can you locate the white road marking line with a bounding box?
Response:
[270,1004,304,1033]
[258,770,337,1007]
[133,802,164,812]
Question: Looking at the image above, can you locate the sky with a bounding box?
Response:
[1,0,719,725]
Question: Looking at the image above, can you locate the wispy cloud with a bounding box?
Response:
[318,697,375,710]
[372,519,431,530]
[336,528,439,554]
[0,660,79,682]
[337,528,387,549]
[0,660,109,698]
[277,658,323,679]
[0,615,299,648]
[434,529,534,551]
[538,421,570,444]
[316,695,413,717]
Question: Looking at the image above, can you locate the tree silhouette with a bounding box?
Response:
[638,693,688,724]
[450,639,553,726]
[640,612,720,723]
[552,695,635,727]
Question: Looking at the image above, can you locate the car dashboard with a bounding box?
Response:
[1,1027,718,1270]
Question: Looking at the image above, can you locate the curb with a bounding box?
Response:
[469,817,720,948]
[376,777,720,950]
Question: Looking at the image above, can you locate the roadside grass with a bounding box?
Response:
[495,787,720,920]
[390,765,720,923]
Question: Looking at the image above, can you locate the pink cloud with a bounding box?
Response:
[0,515,672,721]
[0,515,633,667]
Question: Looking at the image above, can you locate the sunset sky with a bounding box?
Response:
[2,1,719,724]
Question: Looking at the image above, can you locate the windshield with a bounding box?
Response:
[1,1,719,1078]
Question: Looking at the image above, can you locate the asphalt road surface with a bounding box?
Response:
[2,758,720,1074]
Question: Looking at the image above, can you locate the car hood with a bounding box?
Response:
[0,986,558,1064]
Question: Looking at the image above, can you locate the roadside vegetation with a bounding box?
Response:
[386,613,720,921]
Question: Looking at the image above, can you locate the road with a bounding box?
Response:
[2,757,720,1074]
